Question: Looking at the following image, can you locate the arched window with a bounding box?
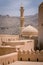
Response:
[37,58,39,62]
[13,59,14,62]
[20,58,22,61]
[3,62,4,65]
[8,61,10,64]
[28,58,30,61]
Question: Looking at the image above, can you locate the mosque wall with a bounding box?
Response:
[0,34,19,45]
[19,40,34,51]
[2,40,35,51]
[2,41,25,46]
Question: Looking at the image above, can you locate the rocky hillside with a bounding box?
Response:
[0,14,38,34]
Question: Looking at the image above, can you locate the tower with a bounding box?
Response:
[20,4,24,33]
[38,2,43,50]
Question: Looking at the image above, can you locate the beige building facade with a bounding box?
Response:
[18,50,43,62]
[2,40,35,51]
[0,34,19,45]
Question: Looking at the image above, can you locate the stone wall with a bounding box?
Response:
[2,40,35,51]
[0,46,16,56]
[0,52,18,65]
[18,50,43,62]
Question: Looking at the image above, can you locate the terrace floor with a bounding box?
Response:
[8,61,43,65]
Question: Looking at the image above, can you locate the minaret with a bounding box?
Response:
[20,4,24,33]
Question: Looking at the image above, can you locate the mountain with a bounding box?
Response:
[0,14,38,35]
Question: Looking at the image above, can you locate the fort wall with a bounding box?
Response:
[18,50,43,62]
[0,52,18,65]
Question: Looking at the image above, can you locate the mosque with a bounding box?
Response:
[19,4,38,39]
[0,2,43,65]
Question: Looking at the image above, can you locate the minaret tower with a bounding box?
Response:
[20,4,24,33]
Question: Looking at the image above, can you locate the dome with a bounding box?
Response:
[21,25,38,37]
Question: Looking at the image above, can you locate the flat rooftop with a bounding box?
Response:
[3,39,33,42]
[8,61,43,65]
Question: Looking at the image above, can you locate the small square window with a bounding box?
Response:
[41,24,43,26]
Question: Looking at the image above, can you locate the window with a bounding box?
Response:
[8,39,11,41]
[20,58,22,61]
[37,58,39,62]
[8,61,10,64]
[28,58,30,61]
[13,59,14,62]
[41,24,43,26]
[3,63,4,65]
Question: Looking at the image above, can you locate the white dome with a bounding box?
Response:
[22,25,38,37]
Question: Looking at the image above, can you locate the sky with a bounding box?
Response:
[0,0,43,16]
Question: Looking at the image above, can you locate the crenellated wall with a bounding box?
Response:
[0,50,43,65]
[18,50,43,62]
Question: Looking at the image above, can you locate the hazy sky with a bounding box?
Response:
[0,0,43,16]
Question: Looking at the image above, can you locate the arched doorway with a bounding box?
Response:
[20,58,22,61]
[28,58,30,61]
